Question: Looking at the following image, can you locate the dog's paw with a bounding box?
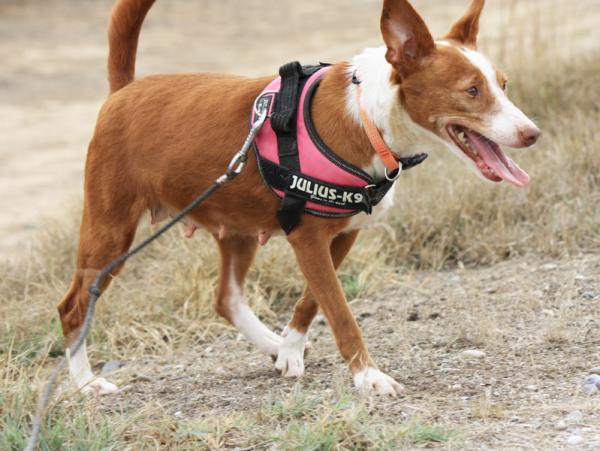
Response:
[353,368,403,396]
[80,377,119,396]
[275,327,308,378]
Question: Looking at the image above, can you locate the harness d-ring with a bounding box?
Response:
[385,163,403,182]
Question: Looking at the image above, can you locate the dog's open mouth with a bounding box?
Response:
[447,125,530,187]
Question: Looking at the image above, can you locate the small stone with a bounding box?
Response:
[555,420,568,431]
[407,311,419,321]
[565,411,584,425]
[582,292,595,300]
[589,367,600,375]
[461,350,486,360]
[526,385,537,391]
[132,374,152,382]
[101,360,124,374]
[315,315,326,325]
[565,435,583,446]
[585,374,600,387]
[582,383,599,395]
[575,274,586,281]
[541,263,558,271]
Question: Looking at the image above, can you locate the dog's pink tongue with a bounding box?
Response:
[465,130,530,187]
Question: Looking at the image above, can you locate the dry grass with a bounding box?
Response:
[1,1,600,449]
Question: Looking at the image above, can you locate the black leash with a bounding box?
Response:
[25,109,268,451]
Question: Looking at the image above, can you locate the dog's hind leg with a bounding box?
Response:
[275,231,359,377]
[57,189,145,395]
[214,234,281,357]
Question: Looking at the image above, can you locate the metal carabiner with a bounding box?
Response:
[226,152,247,176]
[226,109,268,178]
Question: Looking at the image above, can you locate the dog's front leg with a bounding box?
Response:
[276,231,359,378]
[288,228,403,396]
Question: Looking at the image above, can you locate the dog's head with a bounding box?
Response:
[381,0,540,187]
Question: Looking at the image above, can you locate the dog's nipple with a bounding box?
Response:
[218,224,227,241]
[185,225,198,238]
[258,230,271,246]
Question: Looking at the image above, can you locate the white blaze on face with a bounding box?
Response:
[462,48,538,148]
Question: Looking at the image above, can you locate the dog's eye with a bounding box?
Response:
[466,86,479,97]
[502,80,508,91]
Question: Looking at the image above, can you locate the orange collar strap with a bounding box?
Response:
[353,79,400,174]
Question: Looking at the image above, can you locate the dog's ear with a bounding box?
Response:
[380,0,435,78]
[444,0,485,48]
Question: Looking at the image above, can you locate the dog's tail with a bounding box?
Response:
[107,0,156,94]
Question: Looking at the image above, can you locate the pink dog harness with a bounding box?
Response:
[251,62,427,233]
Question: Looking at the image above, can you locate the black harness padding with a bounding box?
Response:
[270,62,327,234]
[259,61,428,235]
[260,158,386,214]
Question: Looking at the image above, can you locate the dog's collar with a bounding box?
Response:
[352,71,427,179]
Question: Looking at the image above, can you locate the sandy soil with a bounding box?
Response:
[96,254,600,449]
[1,0,598,259]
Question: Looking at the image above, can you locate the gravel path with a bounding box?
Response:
[98,255,600,449]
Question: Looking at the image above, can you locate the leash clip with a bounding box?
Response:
[226,152,247,177]
[226,108,268,178]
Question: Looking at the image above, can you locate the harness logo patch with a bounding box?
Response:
[289,174,364,205]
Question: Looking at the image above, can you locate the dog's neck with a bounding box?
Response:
[311,46,440,180]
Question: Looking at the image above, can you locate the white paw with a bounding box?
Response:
[80,377,119,396]
[353,368,403,396]
[275,327,308,378]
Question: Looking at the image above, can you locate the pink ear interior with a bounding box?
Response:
[403,37,417,61]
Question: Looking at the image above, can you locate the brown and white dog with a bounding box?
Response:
[58,0,540,396]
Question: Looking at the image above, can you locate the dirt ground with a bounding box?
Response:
[95,254,600,449]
